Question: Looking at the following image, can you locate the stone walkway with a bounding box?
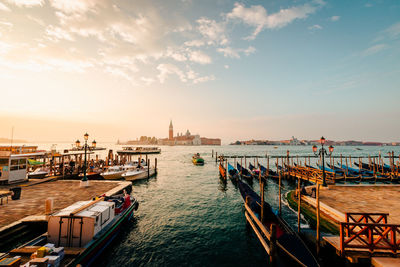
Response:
[320,185,400,223]
[0,180,121,228]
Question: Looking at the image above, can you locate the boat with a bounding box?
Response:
[1,193,138,266]
[28,168,49,179]
[117,146,161,155]
[237,179,319,267]
[100,166,127,180]
[78,167,102,180]
[219,163,226,178]
[227,163,239,180]
[236,163,252,180]
[258,164,278,178]
[248,163,260,177]
[192,153,205,165]
[122,166,156,181]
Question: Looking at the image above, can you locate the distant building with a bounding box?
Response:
[158,121,221,146]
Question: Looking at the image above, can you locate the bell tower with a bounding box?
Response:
[169,120,173,140]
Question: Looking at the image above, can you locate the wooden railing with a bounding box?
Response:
[340,213,400,254]
[285,165,336,184]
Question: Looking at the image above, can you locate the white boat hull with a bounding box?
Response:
[123,168,156,181]
[101,171,125,180]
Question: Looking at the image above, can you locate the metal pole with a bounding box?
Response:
[83,141,87,182]
[322,145,327,187]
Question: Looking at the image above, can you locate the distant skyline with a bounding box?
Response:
[1,0,399,143]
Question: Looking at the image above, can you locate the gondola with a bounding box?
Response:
[219,163,226,178]
[227,163,239,181]
[258,164,279,178]
[237,180,319,267]
[248,163,260,177]
[236,163,253,181]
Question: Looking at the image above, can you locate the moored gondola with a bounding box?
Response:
[237,180,319,267]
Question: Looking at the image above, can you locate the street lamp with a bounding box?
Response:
[312,136,334,187]
[80,132,93,187]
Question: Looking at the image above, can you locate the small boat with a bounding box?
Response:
[236,163,252,180]
[1,193,138,266]
[192,153,204,165]
[227,163,239,180]
[237,179,319,267]
[248,163,260,177]
[100,166,127,180]
[259,164,278,178]
[219,163,226,178]
[28,168,49,179]
[78,167,102,180]
[122,166,156,181]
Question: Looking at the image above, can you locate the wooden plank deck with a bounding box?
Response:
[372,257,400,267]
[323,236,400,263]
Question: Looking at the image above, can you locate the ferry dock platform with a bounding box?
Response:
[0,178,132,252]
[297,184,400,266]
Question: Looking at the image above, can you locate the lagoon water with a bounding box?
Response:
[95,144,399,267]
[13,143,400,266]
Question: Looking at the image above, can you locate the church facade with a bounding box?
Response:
[158,121,221,146]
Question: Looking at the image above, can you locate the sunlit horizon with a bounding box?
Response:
[1,0,399,143]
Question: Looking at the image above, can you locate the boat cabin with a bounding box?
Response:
[47,200,115,247]
[0,146,47,184]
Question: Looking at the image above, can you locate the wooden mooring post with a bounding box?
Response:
[215,152,218,163]
[147,159,150,178]
[316,183,321,255]
[278,171,282,215]
[270,224,277,263]
[155,158,158,174]
[297,177,301,233]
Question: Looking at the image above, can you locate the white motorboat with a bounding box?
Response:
[28,168,49,179]
[122,166,156,181]
[100,166,126,180]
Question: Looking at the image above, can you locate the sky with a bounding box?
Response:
[0,0,399,143]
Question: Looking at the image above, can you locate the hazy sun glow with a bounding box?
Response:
[1,0,399,142]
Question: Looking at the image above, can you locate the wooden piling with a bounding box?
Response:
[212,149,214,158]
[297,177,301,233]
[260,172,265,224]
[270,224,277,263]
[316,183,320,255]
[278,171,282,215]
[155,158,158,174]
[215,152,218,163]
[147,159,150,178]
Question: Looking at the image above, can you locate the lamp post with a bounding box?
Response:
[312,136,334,187]
[77,133,96,187]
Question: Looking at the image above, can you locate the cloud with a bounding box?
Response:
[184,40,204,47]
[140,77,155,85]
[218,47,240,58]
[157,63,187,83]
[330,16,340,22]
[308,24,322,30]
[224,65,229,69]
[49,0,98,14]
[217,46,255,58]
[227,1,323,39]
[384,22,400,39]
[188,50,211,64]
[45,25,74,42]
[361,44,387,56]
[197,17,228,45]
[6,0,43,7]
[156,63,214,84]
[0,2,10,11]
